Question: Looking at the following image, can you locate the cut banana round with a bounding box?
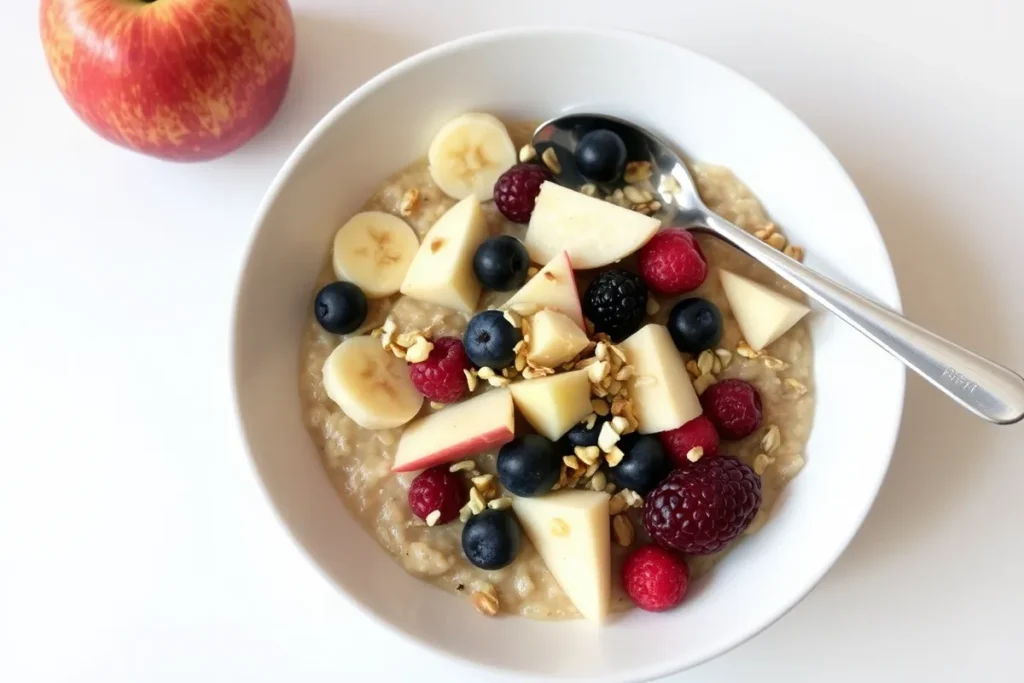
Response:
[428,113,517,201]
[322,336,424,430]
[332,212,419,298]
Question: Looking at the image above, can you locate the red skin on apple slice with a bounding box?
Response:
[391,426,514,473]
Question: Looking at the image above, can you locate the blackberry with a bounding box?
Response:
[582,269,648,341]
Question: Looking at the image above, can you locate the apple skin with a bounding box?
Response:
[40,0,295,161]
[391,426,515,473]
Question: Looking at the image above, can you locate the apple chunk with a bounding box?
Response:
[502,251,584,329]
[392,389,514,472]
[509,369,592,441]
[525,182,661,269]
[512,490,611,622]
[399,195,488,313]
[618,324,701,433]
[527,310,590,367]
[720,270,810,351]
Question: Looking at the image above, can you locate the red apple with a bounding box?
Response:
[40,0,295,161]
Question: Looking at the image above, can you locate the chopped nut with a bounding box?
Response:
[623,185,646,204]
[712,357,722,374]
[610,188,625,202]
[502,367,515,378]
[609,494,627,516]
[624,489,644,508]
[715,348,733,368]
[591,399,610,416]
[610,416,630,434]
[575,356,599,370]
[519,144,537,163]
[597,422,621,452]
[610,398,630,416]
[527,266,539,278]
[594,342,609,361]
[753,453,776,476]
[609,345,628,363]
[646,298,661,316]
[550,517,571,537]
[697,350,715,375]
[459,502,474,523]
[405,338,433,363]
[370,327,383,338]
[471,589,499,616]
[476,366,495,380]
[575,445,601,467]
[761,425,781,454]
[766,233,787,250]
[685,360,701,378]
[624,160,653,183]
[562,454,581,471]
[585,461,601,478]
[464,369,478,392]
[754,223,777,239]
[469,486,486,513]
[606,445,625,467]
[578,183,599,197]
[784,377,808,397]
[430,401,445,410]
[471,474,498,499]
[591,384,608,398]
[399,188,421,216]
[541,147,561,174]
[387,343,407,359]
[777,454,806,478]
[615,365,634,381]
[692,372,717,395]
[450,460,476,473]
[487,375,511,388]
[425,510,441,527]
[736,340,762,359]
[590,470,607,491]
[587,360,610,384]
[604,482,617,494]
[784,244,805,262]
[612,514,634,547]
[584,413,597,430]
[488,497,513,510]
[503,309,522,328]
[686,446,704,462]
[648,200,662,212]
[607,379,622,395]
[762,356,790,371]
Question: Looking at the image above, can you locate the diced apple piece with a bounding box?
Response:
[512,490,611,622]
[719,270,810,351]
[619,324,701,433]
[527,310,590,368]
[399,195,488,313]
[502,251,584,329]
[525,182,661,269]
[509,369,592,441]
[392,389,514,472]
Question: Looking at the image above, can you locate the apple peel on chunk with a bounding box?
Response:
[719,270,810,351]
[525,182,661,269]
[618,324,702,434]
[392,389,515,472]
[502,251,584,329]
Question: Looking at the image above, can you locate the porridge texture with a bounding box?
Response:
[299,121,814,618]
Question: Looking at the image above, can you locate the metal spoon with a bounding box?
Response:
[532,113,1024,425]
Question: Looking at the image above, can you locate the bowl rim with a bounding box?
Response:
[230,25,906,682]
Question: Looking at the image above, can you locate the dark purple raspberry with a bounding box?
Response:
[642,456,761,555]
[493,163,551,223]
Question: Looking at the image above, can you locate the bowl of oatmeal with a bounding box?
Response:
[232,27,904,681]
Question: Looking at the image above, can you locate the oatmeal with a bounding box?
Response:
[299,117,814,619]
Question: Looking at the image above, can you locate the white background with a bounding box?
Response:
[2,0,1023,681]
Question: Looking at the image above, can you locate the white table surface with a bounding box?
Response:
[2,1,1023,681]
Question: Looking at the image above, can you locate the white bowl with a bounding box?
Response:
[232,27,905,682]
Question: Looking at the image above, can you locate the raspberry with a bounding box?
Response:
[407,466,467,524]
[700,379,763,440]
[643,456,761,554]
[408,337,470,403]
[638,229,708,295]
[493,163,551,223]
[582,269,648,342]
[621,545,690,611]
[659,415,720,468]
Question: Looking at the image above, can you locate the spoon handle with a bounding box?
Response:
[701,212,1024,425]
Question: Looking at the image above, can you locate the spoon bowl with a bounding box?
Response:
[534,113,1024,425]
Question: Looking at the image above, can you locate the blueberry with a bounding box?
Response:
[463,310,522,369]
[497,435,561,497]
[462,508,521,570]
[565,414,611,449]
[473,236,530,291]
[314,281,368,334]
[667,298,723,353]
[582,269,648,342]
[574,130,628,184]
[608,434,670,495]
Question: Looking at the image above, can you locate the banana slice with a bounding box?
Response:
[428,113,517,201]
[332,212,419,298]
[322,336,424,430]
